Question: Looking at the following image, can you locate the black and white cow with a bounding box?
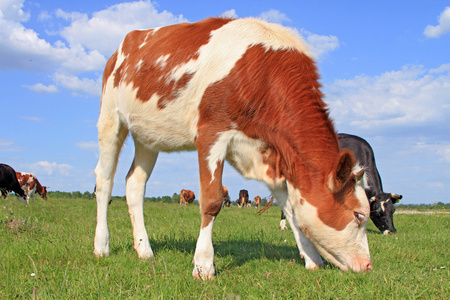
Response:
[0,163,26,202]
[278,134,402,234]
[338,134,402,234]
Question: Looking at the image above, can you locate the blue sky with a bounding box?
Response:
[1,0,449,205]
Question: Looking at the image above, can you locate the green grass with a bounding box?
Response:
[1,197,448,299]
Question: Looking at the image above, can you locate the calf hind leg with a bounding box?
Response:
[94,114,128,257]
[126,139,159,259]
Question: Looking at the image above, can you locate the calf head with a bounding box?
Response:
[369,193,402,235]
[288,150,372,272]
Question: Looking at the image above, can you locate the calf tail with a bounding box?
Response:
[256,196,274,215]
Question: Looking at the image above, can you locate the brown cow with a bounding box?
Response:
[94,17,372,279]
[180,189,195,206]
[222,185,231,207]
[237,189,249,208]
[253,196,261,208]
[15,172,48,204]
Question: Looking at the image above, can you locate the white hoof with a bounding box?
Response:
[93,248,110,258]
[192,262,215,279]
[135,240,154,259]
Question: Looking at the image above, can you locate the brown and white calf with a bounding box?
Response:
[94,17,372,279]
[254,196,261,208]
[180,189,195,205]
[15,172,48,204]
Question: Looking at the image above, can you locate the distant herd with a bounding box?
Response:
[0,163,48,205]
[3,17,404,278]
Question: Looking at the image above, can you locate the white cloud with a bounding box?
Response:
[27,161,72,176]
[415,141,450,163]
[75,141,98,152]
[0,139,24,152]
[430,63,450,74]
[57,1,187,56]
[21,116,44,122]
[427,182,445,189]
[438,145,450,163]
[0,0,29,22]
[326,64,450,131]
[23,83,58,93]
[53,72,102,97]
[259,9,291,24]
[424,7,450,38]
[37,11,51,22]
[0,0,186,97]
[298,28,340,59]
[220,9,238,19]
[0,1,105,73]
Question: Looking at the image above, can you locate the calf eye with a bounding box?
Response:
[354,211,365,225]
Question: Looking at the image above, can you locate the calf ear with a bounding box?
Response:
[328,150,356,193]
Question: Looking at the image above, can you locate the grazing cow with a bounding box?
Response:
[180,189,195,206]
[222,185,231,207]
[253,196,261,208]
[338,133,402,234]
[94,17,372,279]
[278,134,403,234]
[16,172,48,204]
[0,164,26,202]
[237,189,249,208]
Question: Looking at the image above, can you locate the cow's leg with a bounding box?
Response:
[192,137,225,279]
[94,112,128,258]
[280,212,288,230]
[125,139,158,259]
[25,187,31,205]
[283,207,323,269]
[29,187,36,204]
[271,188,323,270]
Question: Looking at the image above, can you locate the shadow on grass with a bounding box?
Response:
[109,236,344,272]
[145,236,311,270]
[367,228,385,235]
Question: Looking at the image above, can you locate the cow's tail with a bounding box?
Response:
[256,196,274,215]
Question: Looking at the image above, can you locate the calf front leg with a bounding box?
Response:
[283,208,323,269]
[272,188,323,270]
[192,140,225,279]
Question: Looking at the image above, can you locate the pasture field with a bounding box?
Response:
[1,196,448,299]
